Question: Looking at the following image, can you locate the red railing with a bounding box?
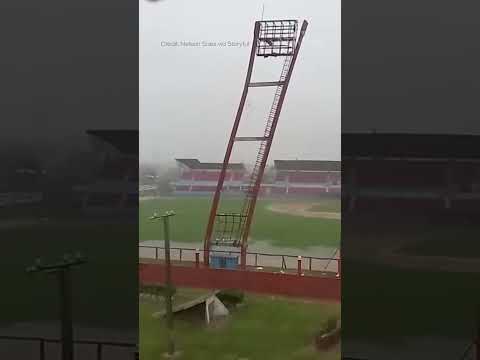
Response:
[139,245,340,275]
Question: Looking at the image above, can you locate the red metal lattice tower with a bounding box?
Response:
[204,19,309,267]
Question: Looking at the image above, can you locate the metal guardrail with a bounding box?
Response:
[139,245,340,273]
[0,335,138,360]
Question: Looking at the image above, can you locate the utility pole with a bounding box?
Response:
[27,253,87,360]
[150,210,176,357]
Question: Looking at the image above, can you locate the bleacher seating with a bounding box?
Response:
[232,172,245,180]
[288,172,330,183]
[172,158,341,196]
[180,172,193,180]
[271,160,341,196]
[356,162,445,188]
[173,159,247,194]
[193,171,222,181]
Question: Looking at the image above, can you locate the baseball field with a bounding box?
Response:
[139,196,341,359]
[0,195,340,329]
[139,196,341,250]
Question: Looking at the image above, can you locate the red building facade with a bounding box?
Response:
[172,158,341,196]
[172,159,246,194]
[342,133,480,212]
[74,130,138,211]
[269,160,341,196]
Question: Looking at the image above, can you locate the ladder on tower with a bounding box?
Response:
[238,55,293,235]
[204,19,309,267]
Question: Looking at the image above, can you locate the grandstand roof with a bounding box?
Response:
[86,130,138,155]
[343,133,480,159]
[176,158,245,170]
[274,160,340,171]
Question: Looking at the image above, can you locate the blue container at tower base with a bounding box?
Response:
[210,253,239,269]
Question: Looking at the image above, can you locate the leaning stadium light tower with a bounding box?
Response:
[204,19,309,268]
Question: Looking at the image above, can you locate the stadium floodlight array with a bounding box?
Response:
[203,19,309,268]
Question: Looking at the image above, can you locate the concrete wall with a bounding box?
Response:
[140,263,341,302]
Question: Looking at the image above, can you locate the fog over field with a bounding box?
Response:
[140,0,341,165]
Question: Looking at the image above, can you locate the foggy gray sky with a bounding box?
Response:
[140,0,341,165]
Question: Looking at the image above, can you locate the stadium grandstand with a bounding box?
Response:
[0,148,45,207]
[171,158,341,196]
[139,184,158,197]
[172,158,247,194]
[73,130,138,212]
[343,133,480,212]
[139,165,160,196]
[269,160,341,196]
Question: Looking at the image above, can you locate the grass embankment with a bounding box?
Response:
[140,288,340,360]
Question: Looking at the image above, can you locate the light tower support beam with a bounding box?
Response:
[203,20,308,268]
[203,22,261,265]
[239,20,309,267]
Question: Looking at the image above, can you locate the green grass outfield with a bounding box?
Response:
[343,260,480,340]
[0,221,137,328]
[139,197,340,249]
[400,221,480,258]
[140,289,340,360]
